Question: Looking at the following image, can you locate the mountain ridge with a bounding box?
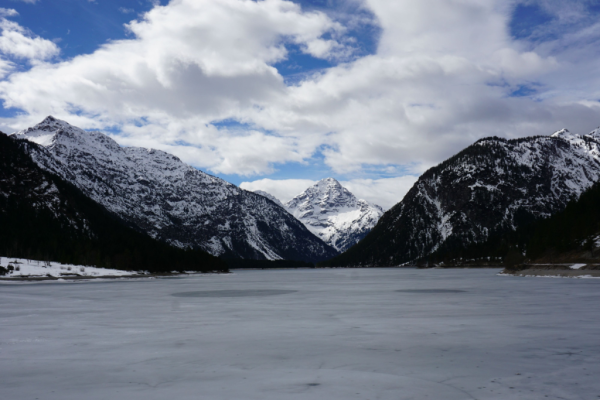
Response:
[13,116,338,263]
[320,127,600,267]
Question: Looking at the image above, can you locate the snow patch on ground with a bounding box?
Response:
[0,257,134,278]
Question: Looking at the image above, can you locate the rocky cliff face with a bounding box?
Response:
[323,128,600,267]
[12,116,337,262]
[283,178,384,252]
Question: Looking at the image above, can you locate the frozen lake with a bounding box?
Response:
[2,268,599,399]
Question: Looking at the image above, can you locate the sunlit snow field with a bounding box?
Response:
[1,268,599,400]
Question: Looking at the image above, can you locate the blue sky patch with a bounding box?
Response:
[273,43,333,81]
[510,84,540,98]
[7,0,168,59]
[509,3,555,41]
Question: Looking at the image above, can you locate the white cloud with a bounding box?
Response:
[240,178,317,203]
[340,176,418,210]
[0,0,599,182]
[0,58,13,79]
[0,10,59,62]
[0,9,18,17]
[0,0,347,174]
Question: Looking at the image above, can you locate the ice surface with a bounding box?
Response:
[1,268,600,400]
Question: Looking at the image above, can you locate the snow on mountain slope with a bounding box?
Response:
[254,190,285,208]
[323,127,600,267]
[12,117,337,262]
[283,178,384,252]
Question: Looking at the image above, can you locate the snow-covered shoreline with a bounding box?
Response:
[0,257,135,279]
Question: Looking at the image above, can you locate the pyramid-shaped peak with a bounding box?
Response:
[289,178,356,207]
[19,116,79,136]
[37,115,73,128]
[317,177,342,187]
[310,178,349,197]
[321,177,339,183]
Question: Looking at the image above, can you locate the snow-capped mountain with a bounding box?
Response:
[323,127,600,267]
[283,178,384,252]
[12,116,337,262]
[0,131,226,272]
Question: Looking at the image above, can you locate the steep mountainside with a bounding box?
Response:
[254,190,285,207]
[424,179,600,267]
[13,117,337,262]
[321,128,600,267]
[284,178,384,252]
[0,132,227,272]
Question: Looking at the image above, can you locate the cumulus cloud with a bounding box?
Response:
[0,10,59,61]
[0,0,347,173]
[0,0,599,182]
[240,178,317,203]
[341,176,418,210]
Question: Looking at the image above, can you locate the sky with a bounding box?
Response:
[0,0,599,209]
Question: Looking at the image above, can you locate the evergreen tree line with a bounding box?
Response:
[422,181,600,266]
[0,133,228,273]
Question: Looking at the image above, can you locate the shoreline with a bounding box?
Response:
[503,269,600,278]
[0,271,228,282]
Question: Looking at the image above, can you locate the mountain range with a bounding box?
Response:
[321,128,600,267]
[6,115,600,270]
[11,116,337,263]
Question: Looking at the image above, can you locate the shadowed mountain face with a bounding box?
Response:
[0,132,227,273]
[322,128,600,267]
[12,116,337,263]
[283,178,384,252]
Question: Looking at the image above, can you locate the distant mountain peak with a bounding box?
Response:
[288,177,358,210]
[285,178,383,252]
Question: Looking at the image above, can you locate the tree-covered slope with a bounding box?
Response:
[0,132,227,273]
[524,180,600,262]
[420,180,600,265]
